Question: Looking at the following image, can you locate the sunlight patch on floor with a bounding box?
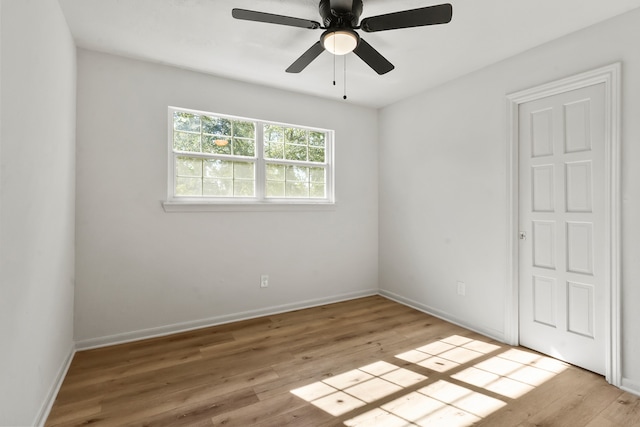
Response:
[291,335,569,427]
[349,381,501,427]
[291,361,428,417]
[395,335,497,373]
[459,348,568,392]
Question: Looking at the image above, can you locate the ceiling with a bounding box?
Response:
[58,0,640,108]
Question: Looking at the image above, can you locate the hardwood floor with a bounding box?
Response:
[46,296,639,426]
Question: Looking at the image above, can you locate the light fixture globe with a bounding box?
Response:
[321,29,359,55]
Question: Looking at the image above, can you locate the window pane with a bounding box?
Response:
[234,162,255,180]
[310,167,325,183]
[265,142,284,159]
[200,160,256,197]
[203,178,232,197]
[265,125,284,143]
[309,131,325,147]
[174,112,200,132]
[266,164,285,181]
[174,131,200,152]
[234,121,255,138]
[310,183,325,198]
[202,135,231,155]
[266,163,286,198]
[176,177,202,196]
[233,138,255,157]
[234,180,255,197]
[171,108,331,202]
[176,157,202,177]
[286,166,308,182]
[285,144,307,161]
[266,181,285,197]
[286,182,310,198]
[204,159,232,178]
[202,116,231,135]
[309,147,325,163]
[285,127,307,144]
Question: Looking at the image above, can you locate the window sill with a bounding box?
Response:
[162,200,337,213]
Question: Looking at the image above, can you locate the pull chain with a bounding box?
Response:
[343,54,347,100]
[332,34,336,86]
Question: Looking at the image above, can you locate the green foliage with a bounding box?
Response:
[265,125,284,143]
[233,138,255,157]
[174,131,200,152]
[174,112,200,132]
[285,127,307,144]
[309,147,325,163]
[285,144,307,161]
[173,111,328,199]
[234,121,255,138]
[265,142,284,160]
[202,116,231,135]
[280,126,326,163]
[309,131,325,147]
[202,135,231,155]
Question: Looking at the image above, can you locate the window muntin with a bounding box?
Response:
[175,157,255,197]
[173,112,256,157]
[264,125,326,163]
[169,107,333,204]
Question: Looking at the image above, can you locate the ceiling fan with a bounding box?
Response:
[232,0,453,75]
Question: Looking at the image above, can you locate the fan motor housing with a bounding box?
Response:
[319,0,363,28]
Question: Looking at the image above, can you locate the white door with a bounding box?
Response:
[518,83,605,375]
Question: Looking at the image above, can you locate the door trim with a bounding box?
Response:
[505,63,621,385]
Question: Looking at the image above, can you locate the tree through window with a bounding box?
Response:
[168,107,334,204]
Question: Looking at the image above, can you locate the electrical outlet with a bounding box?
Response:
[457,281,466,296]
[260,274,269,288]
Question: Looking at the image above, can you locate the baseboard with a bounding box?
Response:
[378,289,505,343]
[75,289,378,350]
[33,343,76,427]
[33,289,640,426]
[621,377,640,397]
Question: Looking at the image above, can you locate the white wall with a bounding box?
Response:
[379,8,640,392]
[0,0,76,425]
[74,50,379,345]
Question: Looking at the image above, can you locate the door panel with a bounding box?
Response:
[519,83,605,375]
[566,161,592,212]
[532,275,556,327]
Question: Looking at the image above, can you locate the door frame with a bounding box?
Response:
[505,63,621,385]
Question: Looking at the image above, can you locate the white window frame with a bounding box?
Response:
[163,106,335,212]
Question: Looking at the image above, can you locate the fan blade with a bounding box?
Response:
[353,39,394,75]
[360,3,452,32]
[232,9,321,29]
[286,42,325,73]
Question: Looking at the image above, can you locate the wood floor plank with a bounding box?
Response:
[209,391,309,426]
[585,392,640,427]
[46,296,639,426]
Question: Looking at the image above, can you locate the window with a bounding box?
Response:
[166,107,334,209]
